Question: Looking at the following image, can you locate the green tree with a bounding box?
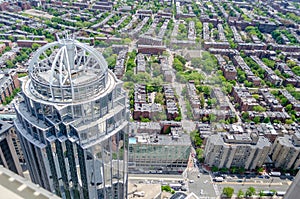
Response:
[102,47,113,58]
[5,60,14,68]
[202,86,211,96]
[220,168,228,173]
[212,166,219,172]
[257,167,264,173]
[246,187,256,197]
[161,185,172,192]
[253,105,266,112]
[173,58,184,71]
[262,58,275,69]
[237,190,244,199]
[222,187,234,197]
[241,112,249,120]
[154,92,164,105]
[231,167,237,174]
[252,94,260,100]
[238,167,245,174]
[191,57,202,68]
[122,38,132,44]
[253,116,261,124]
[32,43,41,50]
[140,117,150,122]
[209,114,217,123]
[106,54,117,69]
[263,117,270,123]
[286,104,293,112]
[207,98,217,106]
[291,65,300,76]
[280,97,288,106]
[259,190,265,197]
[196,148,203,161]
[285,119,294,124]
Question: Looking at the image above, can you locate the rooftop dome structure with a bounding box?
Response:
[28,39,108,103]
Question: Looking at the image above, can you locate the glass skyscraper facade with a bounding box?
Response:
[14,39,129,199]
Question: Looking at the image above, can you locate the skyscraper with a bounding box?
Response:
[0,120,23,176]
[284,171,300,199]
[14,39,129,199]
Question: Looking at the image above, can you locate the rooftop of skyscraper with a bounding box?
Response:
[0,166,61,199]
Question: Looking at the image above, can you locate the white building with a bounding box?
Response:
[204,132,271,170]
[271,132,300,170]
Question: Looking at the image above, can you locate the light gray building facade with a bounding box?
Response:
[204,132,271,170]
[128,127,191,173]
[271,133,300,170]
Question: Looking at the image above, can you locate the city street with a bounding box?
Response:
[187,169,218,198]
[129,165,293,198]
[168,50,196,134]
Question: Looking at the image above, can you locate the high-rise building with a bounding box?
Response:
[0,165,61,199]
[204,132,271,170]
[0,120,23,176]
[14,39,129,199]
[270,133,300,170]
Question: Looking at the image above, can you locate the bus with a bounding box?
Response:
[276,191,286,196]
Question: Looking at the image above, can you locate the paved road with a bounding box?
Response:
[187,169,218,198]
[167,50,196,134]
[224,92,242,123]
[172,82,196,133]
[214,175,292,197]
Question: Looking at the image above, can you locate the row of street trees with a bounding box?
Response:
[222,187,277,198]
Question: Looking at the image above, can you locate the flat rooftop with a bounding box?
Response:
[128,182,161,199]
[0,166,60,199]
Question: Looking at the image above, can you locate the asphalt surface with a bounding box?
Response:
[129,168,293,198]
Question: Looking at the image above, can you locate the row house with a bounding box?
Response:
[0,70,20,104]
[136,54,146,73]
[186,81,201,117]
[280,90,300,111]
[188,21,196,41]
[217,24,227,42]
[237,43,267,51]
[259,89,283,111]
[248,111,290,123]
[251,56,283,86]
[233,55,261,86]
[114,50,127,79]
[232,87,259,111]
[211,88,231,110]
[164,85,179,120]
[203,41,230,50]
[231,26,243,43]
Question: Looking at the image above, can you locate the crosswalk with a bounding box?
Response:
[208,171,220,196]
